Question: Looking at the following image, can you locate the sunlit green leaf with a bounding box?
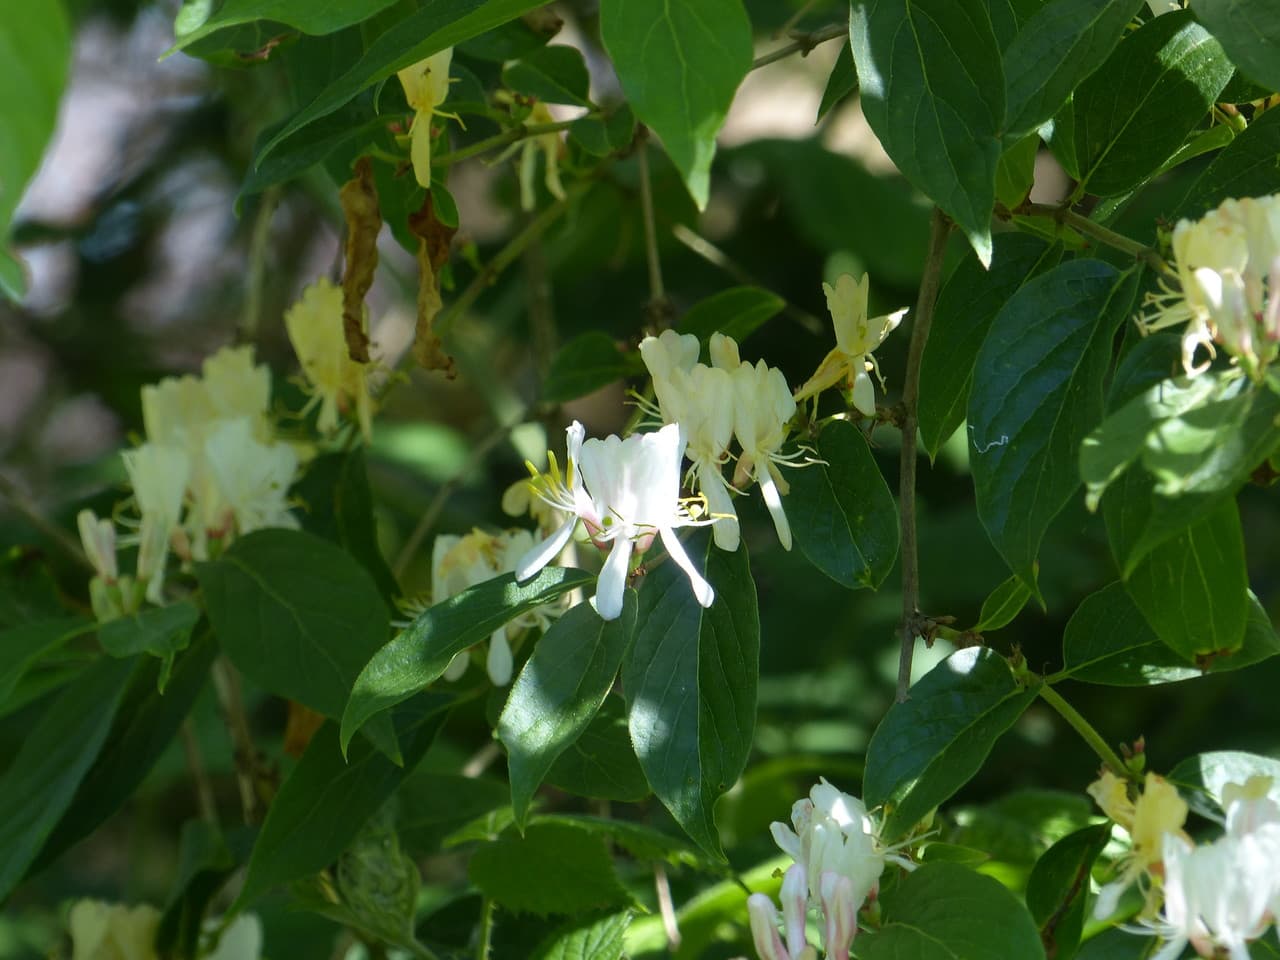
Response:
[1025,824,1112,960]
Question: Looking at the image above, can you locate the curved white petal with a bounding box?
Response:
[443,651,469,681]
[486,631,513,686]
[515,514,578,582]
[758,465,793,551]
[592,537,634,621]
[659,526,715,608]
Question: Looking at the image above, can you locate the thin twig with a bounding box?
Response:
[392,419,521,577]
[242,185,281,342]
[751,22,847,71]
[654,863,682,950]
[433,117,590,168]
[211,657,261,823]
[1020,202,1168,272]
[180,719,219,825]
[896,208,951,703]
[636,134,673,329]
[0,472,93,572]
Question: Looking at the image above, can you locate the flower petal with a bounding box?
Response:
[592,536,634,621]
[659,526,715,608]
[515,514,578,582]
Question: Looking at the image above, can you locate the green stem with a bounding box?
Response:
[1038,683,1135,781]
[1022,203,1168,272]
[434,116,594,168]
[750,21,847,71]
[475,896,495,960]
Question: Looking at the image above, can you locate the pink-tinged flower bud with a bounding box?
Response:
[77,509,118,583]
[780,864,809,960]
[820,871,858,960]
[747,893,789,960]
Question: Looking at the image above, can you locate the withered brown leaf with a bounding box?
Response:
[338,156,380,363]
[408,192,458,377]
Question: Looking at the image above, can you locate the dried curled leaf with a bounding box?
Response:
[408,194,458,377]
[339,157,380,364]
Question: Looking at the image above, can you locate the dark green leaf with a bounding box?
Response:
[0,617,92,705]
[397,772,510,857]
[535,814,705,867]
[968,260,1129,592]
[1193,0,1280,92]
[0,549,65,627]
[32,636,217,872]
[600,0,752,208]
[500,593,636,828]
[1002,0,1145,138]
[1070,12,1233,197]
[569,106,637,158]
[864,648,1040,840]
[234,696,450,908]
[0,656,133,900]
[973,573,1033,633]
[816,42,857,122]
[988,0,1050,51]
[468,821,630,916]
[542,332,629,404]
[543,698,651,802]
[861,862,1046,960]
[457,17,557,62]
[678,286,785,347]
[502,45,591,106]
[1026,824,1112,960]
[623,532,757,857]
[341,567,593,751]
[257,0,550,164]
[169,0,403,52]
[197,528,391,723]
[532,910,632,960]
[1181,106,1280,217]
[787,419,899,590]
[849,0,1004,264]
[1125,499,1249,662]
[1062,582,1280,685]
[157,821,237,960]
[995,134,1039,209]
[99,601,200,659]
[919,233,1061,458]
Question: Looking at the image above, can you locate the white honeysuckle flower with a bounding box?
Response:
[731,359,798,551]
[517,102,567,211]
[794,272,907,415]
[143,345,271,448]
[397,48,453,188]
[709,331,741,372]
[1223,775,1280,838]
[747,865,818,960]
[515,421,715,621]
[747,893,790,960]
[1090,771,1190,919]
[121,443,190,604]
[68,899,162,960]
[203,418,299,540]
[284,277,374,441]
[77,509,118,583]
[639,329,700,422]
[203,914,263,960]
[819,870,858,959]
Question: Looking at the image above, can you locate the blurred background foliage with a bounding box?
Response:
[2,0,1279,957]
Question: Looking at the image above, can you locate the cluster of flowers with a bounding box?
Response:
[747,779,914,960]
[67,900,259,960]
[1088,768,1280,959]
[77,278,373,621]
[1140,192,1280,379]
[512,275,907,621]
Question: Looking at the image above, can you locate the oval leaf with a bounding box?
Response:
[973,573,1033,633]
[787,419,899,590]
[623,532,758,858]
[678,286,785,347]
[1194,0,1280,92]
[1026,824,1113,960]
[543,332,629,404]
[98,601,200,659]
[341,566,593,751]
[1181,105,1280,217]
[502,44,591,107]
[532,909,632,960]
[543,699,651,803]
[864,647,1040,841]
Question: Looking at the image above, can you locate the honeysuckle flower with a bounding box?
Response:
[794,273,907,416]
[1140,194,1280,378]
[203,914,263,960]
[518,101,567,211]
[819,870,858,959]
[1223,775,1280,838]
[284,277,374,441]
[121,443,190,604]
[730,357,798,551]
[77,509,118,583]
[638,328,699,421]
[68,899,161,960]
[397,48,453,188]
[1089,771,1190,919]
[515,421,714,621]
[747,865,819,960]
[203,418,299,540]
[141,345,271,448]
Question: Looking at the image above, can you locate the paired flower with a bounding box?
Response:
[794,273,907,416]
[1139,193,1280,378]
[1088,770,1190,918]
[284,277,375,441]
[515,421,714,621]
[397,48,453,188]
[68,900,261,960]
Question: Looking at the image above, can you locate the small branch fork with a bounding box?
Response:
[751,22,848,71]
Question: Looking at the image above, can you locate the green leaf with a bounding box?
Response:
[169,0,402,52]
[0,656,133,900]
[849,0,1004,264]
[0,0,70,299]
[341,567,593,751]
[816,42,858,122]
[864,648,1040,841]
[99,601,200,659]
[995,134,1039,209]
[397,772,510,857]
[542,332,629,404]
[919,233,1061,459]
[1002,0,1144,138]
[1124,499,1250,662]
[1181,105,1280,216]
[968,260,1129,592]
[973,573,1033,633]
[860,862,1046,960]
[1062,582,1279,685]
[787,419,899,590]
[256,0,550,164]
[1025,824,1112,960]
[1168,750,1280,812]
[536,814,705,867]
[234,696,450,908]
[1193,0,1280,92]
[0,617,92,706]
[569,106,636,158]
[157,820,237,960]
[468,821,630,916]
[502,45,591,107]
[678,286,785,347]
[532,910,632,960]
[599,0,752,209]
[623,532,757,858]
[543,698,651,803]
[500,593,637,829]
[1069,12,1233,197]
[32,636,217,873]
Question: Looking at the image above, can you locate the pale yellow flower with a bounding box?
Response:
[284,277,374,441]
[397,48,453,188]
[68,900,161,960]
